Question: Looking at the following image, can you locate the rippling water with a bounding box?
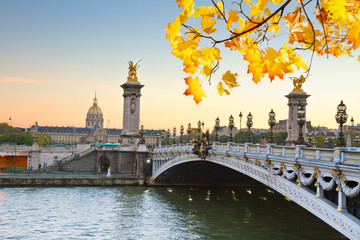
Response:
[0,186,345,239]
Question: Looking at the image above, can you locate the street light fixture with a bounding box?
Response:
[187,123,192,142]
[167,129,171,145]
[173,127,176,144]
[197,120,202,140]
[325,136,329,148]
[180,125,184,143]
[214,117,220,142]
[246,112,253,142]
[156,132,160,146]
[268,109,276,143]
[161,130,165,145]
[239,112,243,133]
[229,115,234,142]
[335,100,348,147]
[296,104,306,145]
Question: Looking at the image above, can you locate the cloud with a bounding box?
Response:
[0,75,39,84]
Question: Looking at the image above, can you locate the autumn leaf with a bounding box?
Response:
[222,70,239,88]
[347,19,360,49]
[226,10,239,29]
[243,47,265,83]
[165,16,181,40]
[201,16,217,34]
[321,0,347,21]
[183,76,207,104]
[217,82,230,95]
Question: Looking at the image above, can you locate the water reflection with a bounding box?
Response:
[0,186,345,240]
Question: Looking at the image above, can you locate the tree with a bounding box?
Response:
[166,0,360,103]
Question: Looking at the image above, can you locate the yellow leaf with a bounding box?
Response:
[222,70,239,88]
[183,76,207,104]
[165,16,181,40]
[217,82,230,96]
[194,5,216,18]
[175,0,193,8]
[243,47,265,83]
[250,0,268,16]
[321,0,347,20]
[201,16,217,34]
[226,10,239,29]
[200,47,221,69]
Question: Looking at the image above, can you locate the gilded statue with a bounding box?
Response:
[290,75,306,93]
[127,60,141,82]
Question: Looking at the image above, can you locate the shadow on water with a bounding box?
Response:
[146,186,346,240]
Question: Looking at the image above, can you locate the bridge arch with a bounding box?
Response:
[151,148,360,239]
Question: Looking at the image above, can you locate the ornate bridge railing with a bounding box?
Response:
[151,142,360,239]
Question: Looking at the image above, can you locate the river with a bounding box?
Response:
[0,186,345,239]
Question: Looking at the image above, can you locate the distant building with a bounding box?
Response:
[27,94,160,145]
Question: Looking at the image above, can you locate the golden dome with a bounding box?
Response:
[87,93,103,114]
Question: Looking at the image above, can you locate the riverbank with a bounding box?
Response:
[0,174,147,186]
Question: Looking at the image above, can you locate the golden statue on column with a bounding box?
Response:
[127,60,141,82]
[290,75,306,93]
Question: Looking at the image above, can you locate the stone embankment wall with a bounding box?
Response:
[0,177,146,186]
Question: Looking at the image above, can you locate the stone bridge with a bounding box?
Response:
[151,142,360,239]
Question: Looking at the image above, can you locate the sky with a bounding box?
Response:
[1,0,359,131]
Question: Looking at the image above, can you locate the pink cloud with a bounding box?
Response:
[0,75,39,84]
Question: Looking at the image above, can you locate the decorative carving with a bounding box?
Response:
[130,98,136,114]
[127,60,141,82]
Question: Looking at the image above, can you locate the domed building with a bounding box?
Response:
[86,93,104,128]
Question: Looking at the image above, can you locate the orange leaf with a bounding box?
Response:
[183,76,207,104]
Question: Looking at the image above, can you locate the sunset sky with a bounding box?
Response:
[1,0,359,131]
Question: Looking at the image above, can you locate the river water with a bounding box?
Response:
[0,186,345,240]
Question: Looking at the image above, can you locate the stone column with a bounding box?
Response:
[120,81,144,146]
[285,92,310,146]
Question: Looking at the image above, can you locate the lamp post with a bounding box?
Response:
[324,136,329,148]
[156,132,160,146]
[246,112,253,142]
[187,123,192,142]
[335,100,348,147]
[180,125,184,143]
[296,104,306,145]
[268,109,276,143]
[288,126,292,146]
[355,135,359,147]
[167,129,170,145]
[239,112,243,133]
[161,130,165,145]
[140,125,145,144]
[311,136,316,148]
[214,117,220,142]
[173,127,176,144]
[351,117,354,146]
[197,121,201,140]
[229,115,234,142]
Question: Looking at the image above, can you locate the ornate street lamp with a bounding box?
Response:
[187,123,192,141]
[161,130,165,145]
[355,135,359,147]
[268,109,276,143]
[173,127,176,144]
[239,112,243,133]
[156,132,160,146]
[167,129,170,145]
[139,125,146,144]
[335,100,348,147]
[214,117,220,142]
[197,120,202,140]
[180,125,184,143]
[296,104,306,145]
[246,112,253,142]
[311,136,316,148]
[229,115,234,142]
